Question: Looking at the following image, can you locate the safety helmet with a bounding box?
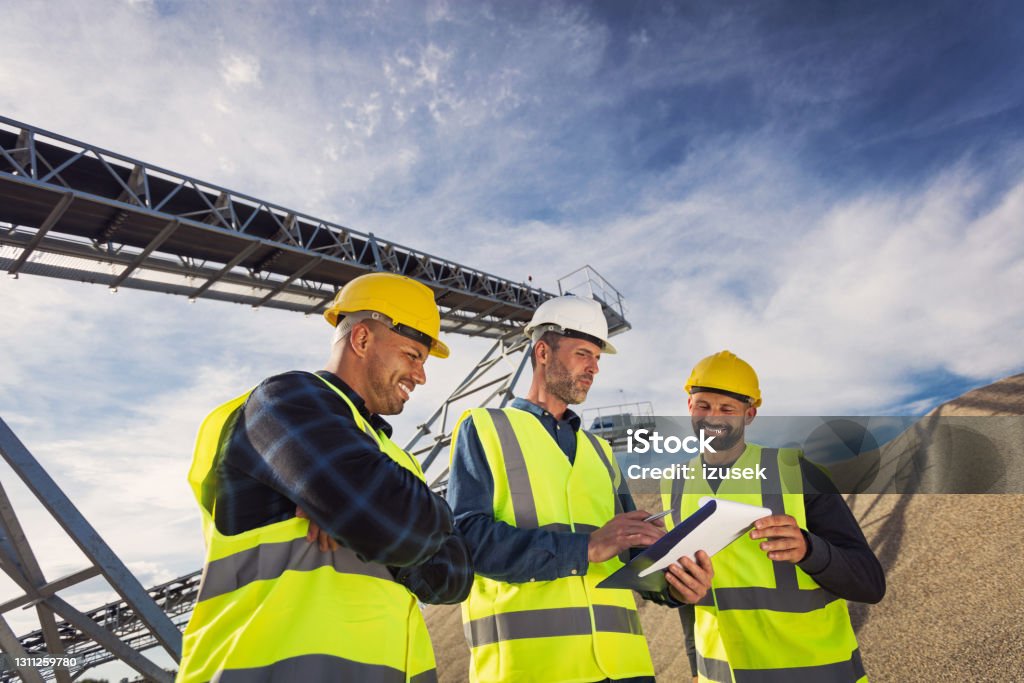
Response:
[323,273,450,358]
[523,295,617,354]
[685,350,761,406]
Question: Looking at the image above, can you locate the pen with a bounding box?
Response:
[643,509,673,523]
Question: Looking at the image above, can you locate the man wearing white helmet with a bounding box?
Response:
[665,350,885,683]
[448,295,714,683]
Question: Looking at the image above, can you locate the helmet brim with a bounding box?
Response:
[430,338,450,359]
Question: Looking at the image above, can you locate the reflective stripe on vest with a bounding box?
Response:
[456,407,653,683]
[207,653,439,683]
[198,535,393,602]
[487,409,626,524]
[176,374,436,683]
[464,604,643,646]
[663,444,865,682]
[699,648,865,683]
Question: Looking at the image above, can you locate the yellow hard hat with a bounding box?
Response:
[323,273,450,358]
[685,350,761,406]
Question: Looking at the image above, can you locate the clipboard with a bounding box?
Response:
[596,497,771,592]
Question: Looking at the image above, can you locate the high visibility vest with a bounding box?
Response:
[456,407,654,683]
[176,374,437,683]
[661,444,866,683]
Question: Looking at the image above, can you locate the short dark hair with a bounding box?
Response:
[530,330,562,369]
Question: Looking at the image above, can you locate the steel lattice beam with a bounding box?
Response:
[0,116,615,339]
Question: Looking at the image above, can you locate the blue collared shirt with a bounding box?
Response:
[448,397,644,584]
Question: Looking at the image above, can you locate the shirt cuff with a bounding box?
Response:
[556,532,590,579]
[797,530,832,575]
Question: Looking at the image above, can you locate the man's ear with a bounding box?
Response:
[744,406,757,425]
[348,320,372,358]
[687,394,694,414]
[534,340,550,367]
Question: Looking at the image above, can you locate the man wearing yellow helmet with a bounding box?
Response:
[448,295,714,683]
[666,351,885,683]
[176,272,472,683]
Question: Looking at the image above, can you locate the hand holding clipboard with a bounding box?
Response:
[597,498,770,592]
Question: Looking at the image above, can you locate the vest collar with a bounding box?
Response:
[315,370,394,437]
[509,397,582,432]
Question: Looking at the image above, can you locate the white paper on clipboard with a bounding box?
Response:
[636,497,771,578]
[596,497,773,592]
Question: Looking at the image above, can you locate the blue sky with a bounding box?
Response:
[1,0,1023,667]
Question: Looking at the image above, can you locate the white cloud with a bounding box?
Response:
[382,138,1024,417]
[220,53,262,88]
[416,43,451,87]
[425,0,453,25]
[585,161,1024,416]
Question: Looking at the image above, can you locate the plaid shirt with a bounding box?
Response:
[210,369,472,604]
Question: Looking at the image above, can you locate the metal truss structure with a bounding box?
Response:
[2,570,201,683]
[0,115,631,682]
[0,420,182,683]
[0,115,579,338]
[406,332,533,490]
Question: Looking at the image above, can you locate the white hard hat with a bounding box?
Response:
[523,295,617,354]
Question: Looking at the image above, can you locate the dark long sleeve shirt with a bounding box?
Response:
[447,398,674,605]
[678,451,886,674]
[210,369,472,604]
[787,459,887,604]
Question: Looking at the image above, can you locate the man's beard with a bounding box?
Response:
[693,418,745,451]
[545,356,589,405]
[365,353,406,416]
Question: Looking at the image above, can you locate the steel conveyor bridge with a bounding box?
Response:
[0,115,630,682]
[0,115,574,337]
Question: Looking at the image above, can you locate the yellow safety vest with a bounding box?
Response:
[176,374,437,683]
[661,444,866,683]
[456,407,654,683]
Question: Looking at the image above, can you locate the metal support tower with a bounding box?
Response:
[0,115,632,681]
[405,332,534,490]
[2,570,201,683]
[0,419,180,683]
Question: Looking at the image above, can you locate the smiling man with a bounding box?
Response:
[665,350,885,683]
[175,272,472,683]
[448,295,713,683]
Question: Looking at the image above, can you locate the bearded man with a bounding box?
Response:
[447,295,713,683]
[665,350,885,683]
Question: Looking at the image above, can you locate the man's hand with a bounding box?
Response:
[750,514,807,563]
[666,550,714,604]
[587,510,665,564]
[296,507,339,552]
